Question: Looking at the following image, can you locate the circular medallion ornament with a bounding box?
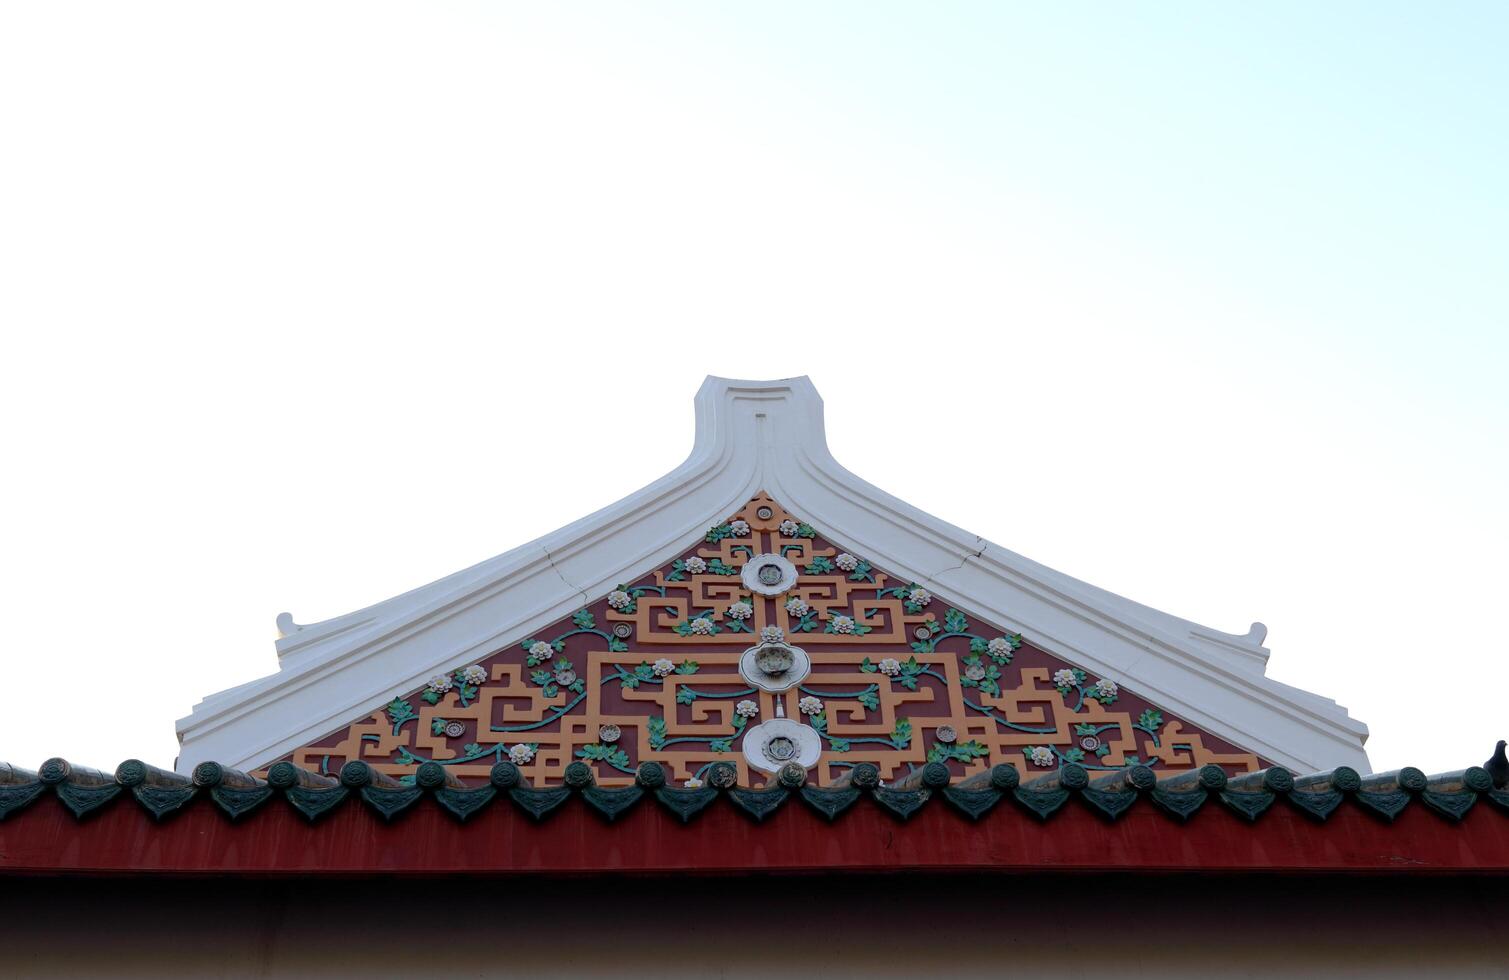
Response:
[339,761,372,788]
[188,758,220,785]
[265,762,300,789]
[563,762,595,789]
[936,725,958,744]
[990,764,1020,791]
[115,760,147,787]
[1126,765,1158,792]
[738,639,811,692]
[1079,735,1100,751]
[742,718,822,775]
[755,644,794,677]
[612,623,633,639]
[850,763,881,789]
[965,663,987,681]
[756,506,774,520]
[554,668,577,686]
[707,762,738,789]
[598,724,621,744]
[489,762,522,788]
[415,762,448,789]
[635,762,667,789]
[914,626,932,641]
[921,762,952,789]
[444,721,466,738]
[777,763,807,789]
[741,553,798,597]
[763,736,798,764]
[1331,766,1363,794]
[1197,765,1228,791]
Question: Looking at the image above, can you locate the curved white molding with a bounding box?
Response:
[175,376,1370,775]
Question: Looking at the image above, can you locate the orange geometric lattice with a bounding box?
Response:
[276,493,1263,786]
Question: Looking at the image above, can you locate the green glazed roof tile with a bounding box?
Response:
[0,758,1500,833]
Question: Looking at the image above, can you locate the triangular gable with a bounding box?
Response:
[177,377,1368,776]
[275,492,1263,786]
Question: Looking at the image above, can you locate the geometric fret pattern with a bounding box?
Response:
[274,493,1263,786]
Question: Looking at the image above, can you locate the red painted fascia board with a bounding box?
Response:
[3,793,1507,877]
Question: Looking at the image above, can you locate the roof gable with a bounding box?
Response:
[274,491,1265,786]
[176,377,1368,775]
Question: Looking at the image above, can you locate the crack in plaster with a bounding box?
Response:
[923,538,988,585]
[539,545,589,610]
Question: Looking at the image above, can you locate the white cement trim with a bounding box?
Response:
[175,376,1370,775]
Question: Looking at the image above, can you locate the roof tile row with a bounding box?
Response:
[2,757,1504,828]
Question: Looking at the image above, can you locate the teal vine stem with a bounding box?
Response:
[914,630,987,653]
[657,725,743,749]
[798,684,878,698]
[555,627,612,644]
[493,669,644,734]
[394,742,507,767]
[961,696,1056,734]
[1045,745,1142,772]
[492,690,591,733]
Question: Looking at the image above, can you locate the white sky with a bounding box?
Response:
[1,4,1504,775]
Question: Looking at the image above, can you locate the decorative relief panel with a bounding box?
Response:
[273,494,1264,787]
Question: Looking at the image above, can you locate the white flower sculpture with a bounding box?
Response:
[1094,679,1118,699]
[687,617,715,636]
[729,520,751,537]
[735,699,759,718]
[1052,668,1078,689]
[529,641,555,663]
[509,744,535,765]
[607,590,633,611]
[426,673,453,695]
[834,552,858,572]
[987,637,1013,659]
[908,587,933,607]
[727,600,754,620]
[784,597,810,617]
[652,658,675,677]
[462,665,488,686]
[878,657,902,676]
[831,615,856,634]
[779,519,799,536]
[760,625,785,643]
[684,777,704,789]
[1029,746,1056,768]
[798,695,824,716]
[684,556,708,575]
